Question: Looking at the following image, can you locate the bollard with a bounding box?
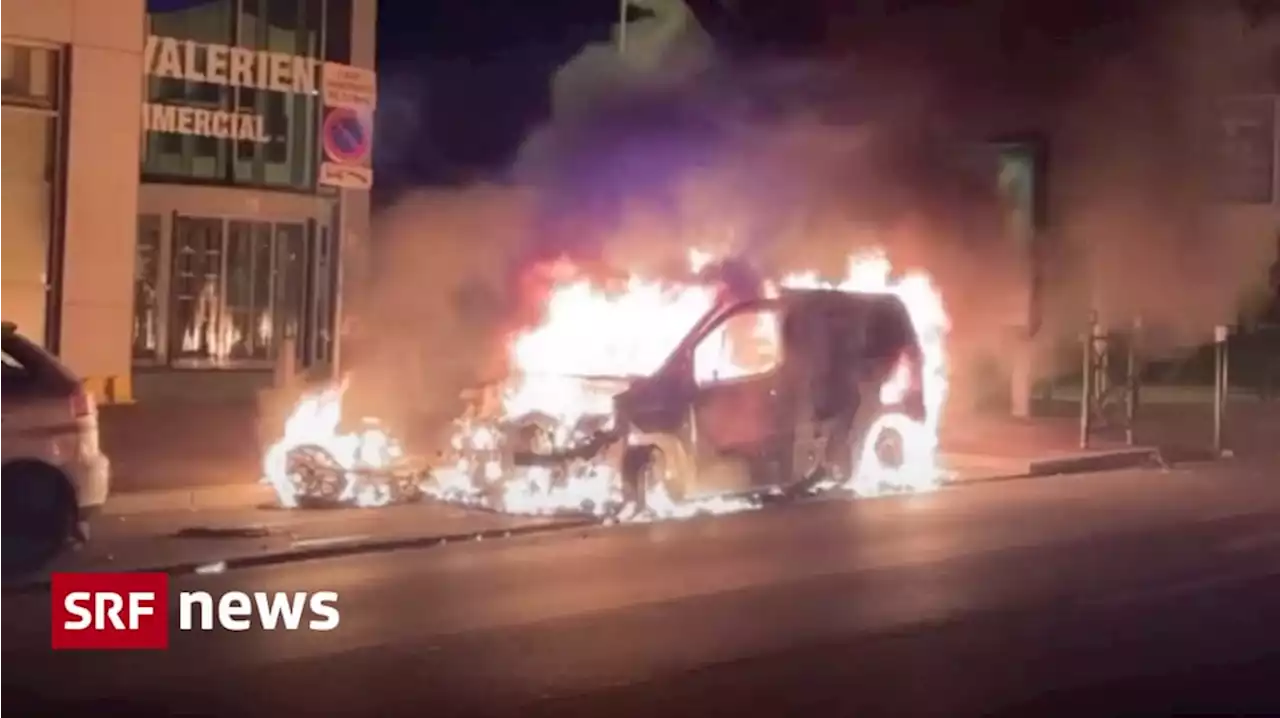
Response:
[1213,324,1229,456]
[275,335,297,389]
[1124,319,1140,446]
[1079,315,1096,449]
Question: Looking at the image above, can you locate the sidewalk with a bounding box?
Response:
[939,396,1280,477]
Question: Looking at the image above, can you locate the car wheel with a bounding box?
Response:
[2,462,77,579]
[622,445,681,515]
[872,424,906,471]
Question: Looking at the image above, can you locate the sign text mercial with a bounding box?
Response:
[141,36,318,144]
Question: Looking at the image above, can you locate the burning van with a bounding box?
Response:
[265,250,949,519]
[441,284,933,518]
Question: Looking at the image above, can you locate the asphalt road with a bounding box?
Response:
[5,463,1280,717]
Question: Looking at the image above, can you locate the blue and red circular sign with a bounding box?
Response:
[322,107,371,164]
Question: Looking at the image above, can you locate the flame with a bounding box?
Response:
[778,251,950,494]
[262,248,950,517]
[261,382,409,508]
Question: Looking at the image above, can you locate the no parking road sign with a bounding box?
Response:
[322,107,372,164]
[319,107,373,189]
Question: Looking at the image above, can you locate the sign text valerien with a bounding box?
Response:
[141,36,319,144]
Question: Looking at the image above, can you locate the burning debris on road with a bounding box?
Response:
[261,248,950,521]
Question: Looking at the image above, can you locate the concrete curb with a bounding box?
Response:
[102,484,277,516]
[4,517,600,595]
[1027,447,1161,477]
[946,447,1161,486]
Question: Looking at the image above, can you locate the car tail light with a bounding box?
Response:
[71,386,95,418]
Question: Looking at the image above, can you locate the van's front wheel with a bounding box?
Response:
[621,445,681,516]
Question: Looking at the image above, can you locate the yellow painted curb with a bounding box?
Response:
[81,374,135,405]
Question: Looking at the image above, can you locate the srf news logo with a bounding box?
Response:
[51,572,340,650]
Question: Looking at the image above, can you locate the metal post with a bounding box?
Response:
[276,333,297,389]
[1079,314,1096,449]
[1213,324,1228,455]
[1092,321,1109,411]
[1125,317,1140,446]
[617,0,628,55]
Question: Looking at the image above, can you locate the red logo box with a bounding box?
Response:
[51,572,170,650]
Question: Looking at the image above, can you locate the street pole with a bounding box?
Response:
[617,0,628,55]
[1124,316,1140,446]
[1213,324,1230,456]
[1079,312,1096,449]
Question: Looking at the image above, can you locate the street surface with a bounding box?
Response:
[5,462,1280,717]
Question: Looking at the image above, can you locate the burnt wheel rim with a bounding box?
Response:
[873,427,905,470]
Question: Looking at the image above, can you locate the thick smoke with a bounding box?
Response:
[341,0,1272,435]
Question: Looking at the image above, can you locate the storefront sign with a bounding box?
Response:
[143,103,267,142]
[141,35,318,145]
[144,36,317,93]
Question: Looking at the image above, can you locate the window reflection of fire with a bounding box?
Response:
[179,279,279,362]
[134,283,158,353]
[696,312,781,383]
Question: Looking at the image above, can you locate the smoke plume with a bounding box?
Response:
[342,0,1273,433]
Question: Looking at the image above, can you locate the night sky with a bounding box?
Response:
[371,0,1279,201]
[374,0,623,194]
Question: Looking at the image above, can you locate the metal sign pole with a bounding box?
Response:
[1079,312,1096,449]
[617,0,628,55]
[1124,316,1141,446]
[1213,324,1230,456]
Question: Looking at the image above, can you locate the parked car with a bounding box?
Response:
[1,321,110,576]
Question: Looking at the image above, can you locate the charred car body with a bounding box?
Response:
[454,286,928,515]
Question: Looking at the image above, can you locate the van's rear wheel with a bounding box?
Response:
[872,425,906,470]
[2,463,77,578]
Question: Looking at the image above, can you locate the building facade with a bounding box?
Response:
[2,0,376,404]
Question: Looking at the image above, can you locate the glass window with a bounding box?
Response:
[312,223,336,364]
[2,43,62,350]
[133,215,163,360]
[169,217,228,364]
[866,302,913,361]
[155,215,332,368]
[324,0,352,63]
[143,0,324,191]
[2,44,59,109]
[143,0,235,182]
[225,220,276,360]
[274,222,307,351]
[694,309,782,385]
